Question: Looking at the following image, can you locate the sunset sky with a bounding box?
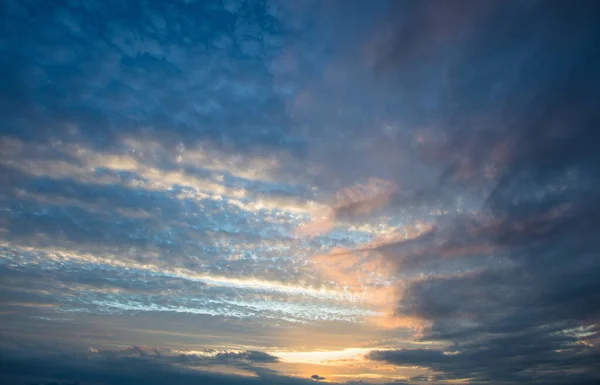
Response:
[1,1,599,384]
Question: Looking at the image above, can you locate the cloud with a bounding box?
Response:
[0,242,377,324]
[310,374,325,381]
[0,0,308,157]
[2,1,600,384]
[0,133,413,327]
[214,350,280,364]
[358,1,600,384]
[88,345,281,366]
[365,182,600,383]
[0,345,314,385]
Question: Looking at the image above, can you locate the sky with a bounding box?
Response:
[0,0,599,384]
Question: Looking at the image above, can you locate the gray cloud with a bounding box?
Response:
[0,345,307,385]
[363,1,600,384]
[214,350,280,364]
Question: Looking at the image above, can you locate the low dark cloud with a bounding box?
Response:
[214,350,280,364]
[0,345,297,385]
[310,374,325,381]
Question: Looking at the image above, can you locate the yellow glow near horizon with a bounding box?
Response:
[269,347,378,364]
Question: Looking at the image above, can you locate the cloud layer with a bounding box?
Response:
[1,0,600,384]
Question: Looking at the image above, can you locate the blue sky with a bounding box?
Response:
[1,1,600,384]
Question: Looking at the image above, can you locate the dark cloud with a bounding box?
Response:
[214,350,280,364]
[363,1,600,384]
[364,0,600,196]
[367,178,600,383]
[87,345,281,368]
[0,346,309,385]
[310,374,325,381]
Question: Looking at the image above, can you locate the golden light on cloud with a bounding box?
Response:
[295,208,336,237]
[295,178,399,238]
[305,219,435,332]
[367,312,427,333]
[188,365,260,378]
